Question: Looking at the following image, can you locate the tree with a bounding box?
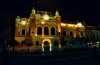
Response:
[23,38,33,52]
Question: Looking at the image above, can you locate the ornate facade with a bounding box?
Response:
[15,7,100,51]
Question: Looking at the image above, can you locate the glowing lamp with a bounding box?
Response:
[97,41,99,44]
[35,34,37,36]
[58,29,61,32]
[21,20,26,25]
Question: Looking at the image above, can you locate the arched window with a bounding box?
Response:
[37,26,42,35]
[80,31,83,36]
[36,41,39,46]
[70,31,73,37]
[62,31,66,36]
[76,32,79,37]
[51,27,55,35]
[44,27,49,35]
[22,29,25,35]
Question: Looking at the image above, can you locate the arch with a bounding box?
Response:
[37,26,42,35]
[51,27,55,35]
[21,28,26,36]
[44,27,49,35]
[42,39,52,51]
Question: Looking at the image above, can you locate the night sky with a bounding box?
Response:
[0,0,100,39]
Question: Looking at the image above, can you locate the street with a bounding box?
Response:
[5,50,100,65]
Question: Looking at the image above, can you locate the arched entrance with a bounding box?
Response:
[44,41,49,51]
[42,39,52,51]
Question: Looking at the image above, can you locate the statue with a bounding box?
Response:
[55,9,59,16]
[31,7,36,14]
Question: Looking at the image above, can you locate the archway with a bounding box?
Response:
[42,39,52,51]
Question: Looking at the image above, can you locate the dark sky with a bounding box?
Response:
[1,0,100,31]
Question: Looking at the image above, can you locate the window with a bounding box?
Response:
[80,31,83,36]
[93,34,95,40]
[54,41,58,46]
[37,26,42,35]
[44,27,49,35]
[36,41,39,46]
[22,29,25,35]
[62,31,66,36]
[51,27,55,35]
[70,31,73,37]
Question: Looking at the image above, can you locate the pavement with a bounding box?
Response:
[0,50,100,65]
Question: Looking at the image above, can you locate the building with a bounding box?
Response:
[85,26,100,47]
[15,7,100,51]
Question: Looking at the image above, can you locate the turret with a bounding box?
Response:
[29,7,36,19]
[55,9,61,37]
[29,7,36,37]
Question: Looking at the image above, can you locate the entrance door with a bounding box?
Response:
[44,41,50,51]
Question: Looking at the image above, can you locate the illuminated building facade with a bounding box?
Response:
[85,26,100,47]
[15,7,61,51]
[15,7,100,51]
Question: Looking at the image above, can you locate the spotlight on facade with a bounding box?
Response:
[50,44,52,51]
[21,20,26,25]
[41,21,45,24]
[77,22,82,27]
[43,13,49,20]
[61,23,66,26]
